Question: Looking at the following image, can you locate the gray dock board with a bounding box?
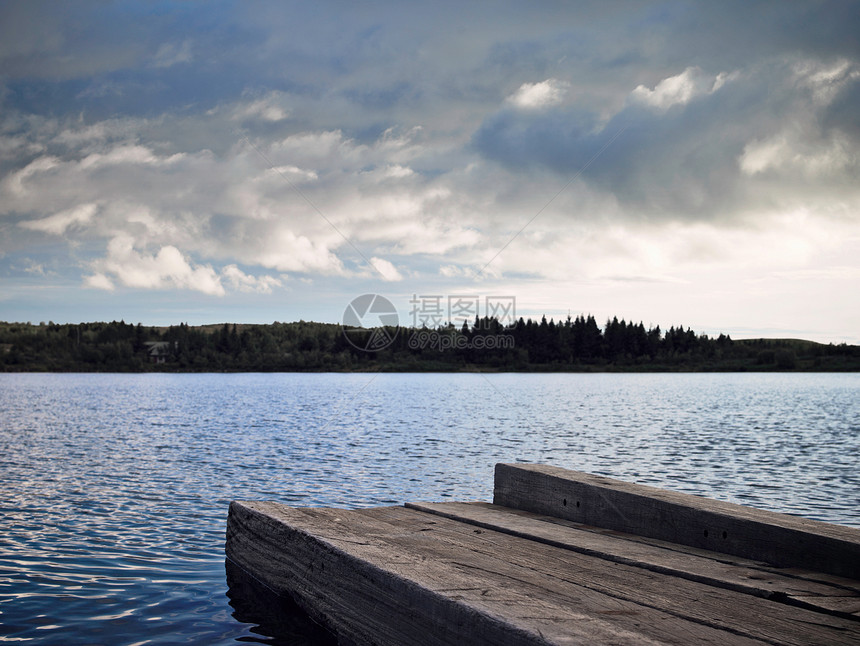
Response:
[407,501,860,618]
[362,505,860,645]
[228,500,766,645]
[494,463,860,579]
[227,500,860,646]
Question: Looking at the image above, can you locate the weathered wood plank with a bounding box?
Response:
[425,500,860,590]
[536,515,860,596]
[407,501,860,618]
[227,501,770,646]
[494,463,860,579]
[791,595,860,616]
[358,505,860,646]
[228,501,860,645]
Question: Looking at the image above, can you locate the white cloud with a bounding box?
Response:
[360,164,415,182]
[387,220,483,256]
[233,95,289,122]
[0,134,46,161]
[253,228,346,275]
[739,130,855,177]
[369,257,403,281]
[384,165,414,179]
[89,235,225,296]
[793,58,860,105]
[86,248,285,296]
[439,264,479,279]
[459,207,855,289]
[78,145,176,170]
[269,130,359,166]
[3,155,60,196]
[22,260,46,275]
[507,79,568,109]
[84,273,115,291]
[152,40,193,68]
[268,165,318,182]
[221,264,283,293]
[52,119,141,148]
[20,202,98,235]
[738,136,788,175]
[630,67,727,110]
[377,126,424,151]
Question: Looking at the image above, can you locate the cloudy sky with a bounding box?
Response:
[1,1,859,343]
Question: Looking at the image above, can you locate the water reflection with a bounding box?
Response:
[225,559,337,645]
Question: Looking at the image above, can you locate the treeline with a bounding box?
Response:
[1,317,858,372]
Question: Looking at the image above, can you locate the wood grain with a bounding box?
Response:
[227,501,860,645]
[407,501,860,617]
[493,463,860,579]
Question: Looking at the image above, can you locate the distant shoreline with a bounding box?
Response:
[2,319,859,373]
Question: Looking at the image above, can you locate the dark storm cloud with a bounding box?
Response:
[823,76,860,138]
[471,78,743,217]
[0,1,214,79]
[2,1,858,195]
[2,2,858,94]
[473,50,860,221]
[0,2,646,126]
[662,1,860,66]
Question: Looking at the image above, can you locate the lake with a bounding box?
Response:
[1,372,858,644]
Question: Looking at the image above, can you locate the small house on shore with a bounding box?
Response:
[144,341,173,364]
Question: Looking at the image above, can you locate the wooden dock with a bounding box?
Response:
[226,463,860,645]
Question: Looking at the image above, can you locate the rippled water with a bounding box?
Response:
[1,372,858,644]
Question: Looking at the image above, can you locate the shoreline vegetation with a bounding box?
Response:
[1,318,858,373]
